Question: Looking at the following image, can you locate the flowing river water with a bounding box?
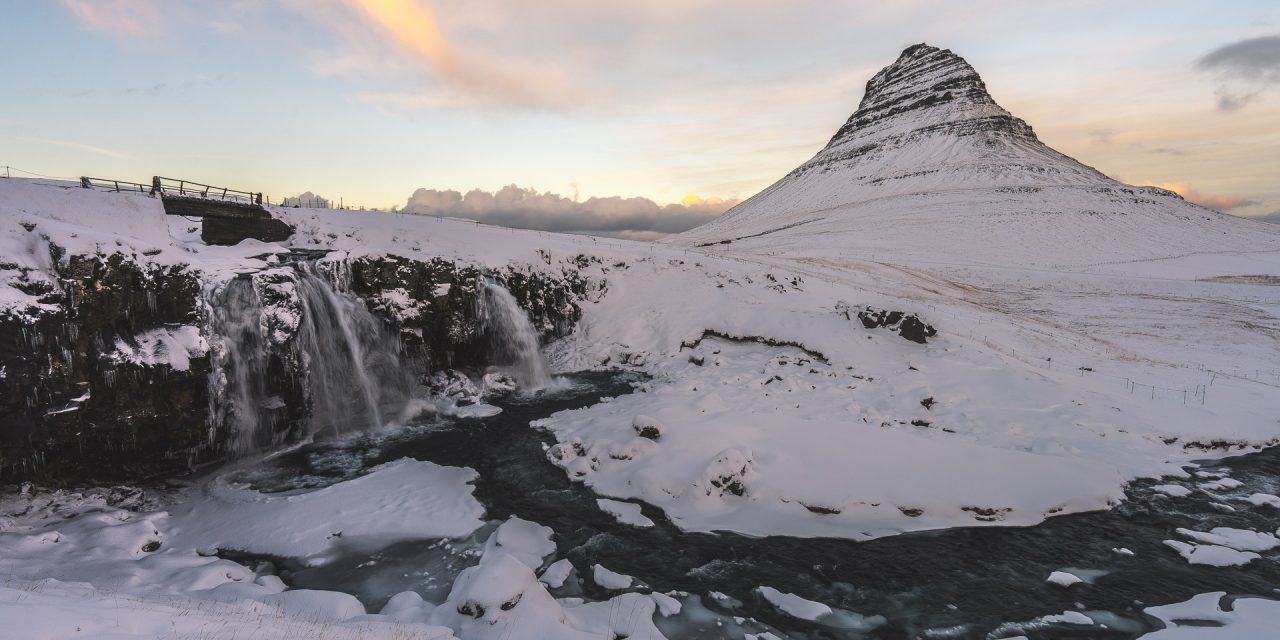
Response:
[223,371,1280,640]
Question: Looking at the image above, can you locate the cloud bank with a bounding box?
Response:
[1197,34,1280,111]
[1158,182,1258,211]
[402,185,737,238]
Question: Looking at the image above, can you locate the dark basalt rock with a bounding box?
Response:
[1,247,598,484]
[856,306,937,344]
[339,254,587,374]
[0,252,213,483]
[827,43,1038,149]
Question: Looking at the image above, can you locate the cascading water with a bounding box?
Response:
[207,278,275,455]
[479,281,554,391]
[208,261,411,456]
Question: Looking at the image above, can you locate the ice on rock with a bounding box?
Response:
[481,516,556,570]
[650,591,683,617]
[1175,527,1279,552]
[1244,493,1280,509]
[1046,571,1082,587]
[1152,484,1192,498]
[1042,611,1092,625]
[539,558,575,588]
[597,498,657,528]
[1199,477,1244,491]
[756,586,832,621]
[592,563,635,590]
[1162,540,1260,567]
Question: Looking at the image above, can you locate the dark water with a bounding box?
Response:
[232,371,1280,639]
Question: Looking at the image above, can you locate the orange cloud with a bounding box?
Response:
[341,0,583,110]
[345,0,456,77]
[1157,182,1258,211]
[60,0,163,38]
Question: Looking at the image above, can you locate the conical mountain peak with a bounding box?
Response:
[674,43,1162,248]
[826,43,1036,149]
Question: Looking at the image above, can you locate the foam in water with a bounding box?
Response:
[479,281,554,391]
[208,262,411,455]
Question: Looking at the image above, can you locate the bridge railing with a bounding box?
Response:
[152,176,264,205]
[79,176,153,194]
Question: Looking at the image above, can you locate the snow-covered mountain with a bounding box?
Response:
[675,44,1280,267]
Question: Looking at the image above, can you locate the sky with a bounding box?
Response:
[2,0,1278,234]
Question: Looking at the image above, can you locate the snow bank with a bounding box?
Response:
[169,458,485,560]
[597,498,656,528]
[756,586,832,620]
[541,337,1126,538]
[1142,592,1280,639]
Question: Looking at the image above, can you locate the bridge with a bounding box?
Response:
[80,176,292,245]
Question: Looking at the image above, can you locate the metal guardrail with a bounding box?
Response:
[78,175,266,205]
[152,176,263,205]
[79,176,153,194]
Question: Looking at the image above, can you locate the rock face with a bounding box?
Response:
[0,253,211,482]
[340,254,586,373]
[1,248,594,484]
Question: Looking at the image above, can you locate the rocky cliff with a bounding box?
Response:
[0,242,596,484]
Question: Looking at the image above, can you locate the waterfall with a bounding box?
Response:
[208,278,273,456]
[208,262,411,456]
[479,281,553,391]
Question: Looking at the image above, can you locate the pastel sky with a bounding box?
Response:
[2,0,1278,223]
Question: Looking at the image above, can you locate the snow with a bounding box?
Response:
[107,324,207,371]
[428,520,665,639]
[1041,611,1093,626]
[1153,484,1193,498]
[0,578,458,640]
[1142,592,1280,639]
[539,558,574,588]
[756,586,833,620]
[1046,571,1082,587]
[1200,477,1244,491]
[597,498,657,528]
[1174,527,1279,552]
[479,516,556,570]
[591,563,635,590]
[649,591,683,616]
[1245,493,1280,508]
[169,458,485,561]
[1162,540,1260,567]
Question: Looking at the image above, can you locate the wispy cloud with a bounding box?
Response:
[300,0,587,110]
[1196,34,1280,112]
[9,135,133,160]
[402,184,737,236]
[59,0,166,39]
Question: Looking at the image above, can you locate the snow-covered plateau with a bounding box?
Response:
[2,43,1279,639]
